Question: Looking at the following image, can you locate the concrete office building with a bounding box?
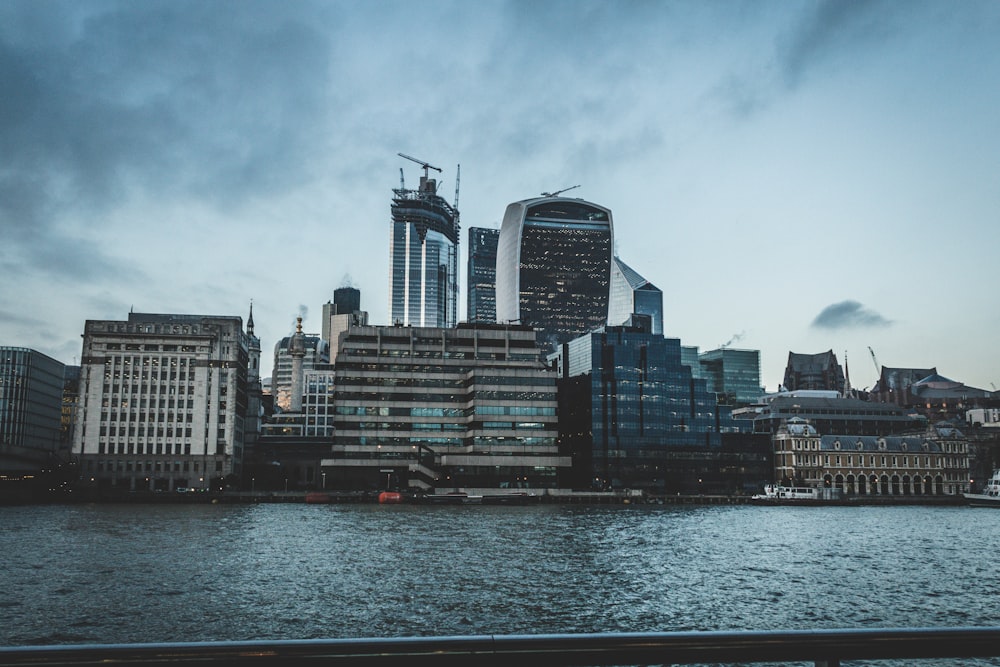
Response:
[467,227,499,324]
[0,347,66,475]
[495,196,613,351]
[73,312,255,492]
[322,323,569,492]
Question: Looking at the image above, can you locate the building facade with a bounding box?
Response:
[466,226,499,324]
[754,392,922,436]
[322,323,568,492]
[272,331,328,411]
[698,348,763,406]
[554,323,748,492]
[322,286,362,345]
[782,350,845,393]
[607,256,663,335]
[772,419,969,496]
[390,169,460,328]
[0,347,66,475]
[495,196,613,351]
[74,313,253,492]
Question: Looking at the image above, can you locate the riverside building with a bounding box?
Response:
[74,312,256,492]
[553,318,749,493]
[495,195,613,352]
[0,347,65,475]
[322,322,568,492]
[773,419,969,496]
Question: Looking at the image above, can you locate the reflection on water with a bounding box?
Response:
[2,503,1000,659]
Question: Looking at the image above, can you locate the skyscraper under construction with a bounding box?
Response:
[389,154,460,328]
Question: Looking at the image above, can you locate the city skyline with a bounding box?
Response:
[2,1,999,393]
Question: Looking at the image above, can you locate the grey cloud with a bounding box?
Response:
[0,0,335,277]
[778,0,900,89]
[811,300,892,330]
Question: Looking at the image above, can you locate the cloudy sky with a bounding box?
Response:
[2,0,998,393]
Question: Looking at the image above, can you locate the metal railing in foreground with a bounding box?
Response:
[2,627,1000,667]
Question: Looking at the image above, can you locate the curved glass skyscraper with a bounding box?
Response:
[495,197,613,351]
[390,173,459,328]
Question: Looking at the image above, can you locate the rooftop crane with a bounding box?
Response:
[397,152,441,179]
[541,185,580,197]
[868,346,880,375]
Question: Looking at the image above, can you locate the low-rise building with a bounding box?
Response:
[773,418,969,496]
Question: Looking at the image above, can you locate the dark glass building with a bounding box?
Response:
[495,196,613,352]
[466,227,499,323]
[554,323,748,492]
[698,348,763,406]
[0,347,65,475]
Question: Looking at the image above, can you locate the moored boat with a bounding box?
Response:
[964,469,1000,507]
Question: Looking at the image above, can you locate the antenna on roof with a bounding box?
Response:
[541,185,580,197]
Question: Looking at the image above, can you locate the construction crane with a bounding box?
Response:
[868,346,880,375]
[397,152,441,179]
[541,185,580,197]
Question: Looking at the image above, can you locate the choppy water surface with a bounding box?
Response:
[3,503,1000,663]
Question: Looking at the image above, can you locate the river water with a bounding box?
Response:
[2,503,1000,664]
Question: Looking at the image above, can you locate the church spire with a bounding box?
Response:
[247,300,255,336]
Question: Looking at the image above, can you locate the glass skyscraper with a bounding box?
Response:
[607,256,663,335]
[495,196,613,351]
[554,324,746,491]
[0,347,65,474]
[466,227,499,323]
[390,173,459,328]
[698,348,763,406]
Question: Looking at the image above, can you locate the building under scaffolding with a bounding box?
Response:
[390,156,460,328]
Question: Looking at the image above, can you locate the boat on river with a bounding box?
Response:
[964,469,1000,507]
[751,484,820,503]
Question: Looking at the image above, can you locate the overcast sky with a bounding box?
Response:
[2,0,998,393]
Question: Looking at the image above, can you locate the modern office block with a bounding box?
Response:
[698,348,763,406]
[322,322,568,491]
[495,196,613,351]
[608,256,663,335]
[0,347,65,474]
[467,227,499,323]
[554,323,746,491]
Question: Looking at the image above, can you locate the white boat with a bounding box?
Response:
[964,470,1000,507]
[751,484,819,502]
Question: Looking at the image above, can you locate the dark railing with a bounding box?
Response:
[2,627,1000,667]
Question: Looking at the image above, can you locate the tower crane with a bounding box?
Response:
[397,152,441,179]
[868,346,880,375]
[541,185,580,197]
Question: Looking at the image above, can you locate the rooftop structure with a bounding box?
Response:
[783,350,845,394]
